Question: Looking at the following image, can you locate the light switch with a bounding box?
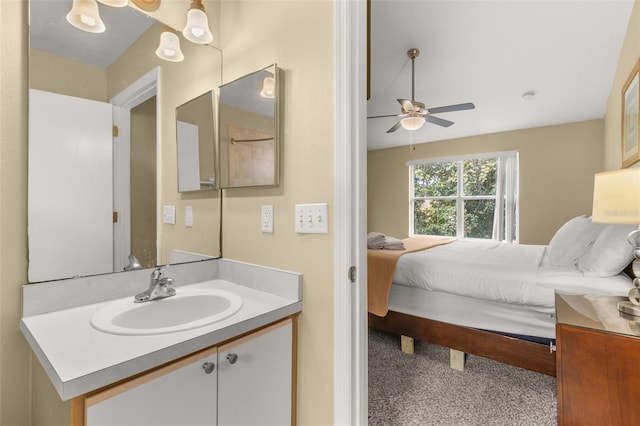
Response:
[185,206,193,227]
[162,205,176,225]
[295,203,328,234]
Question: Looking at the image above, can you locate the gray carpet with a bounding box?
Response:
[368,329,557,425]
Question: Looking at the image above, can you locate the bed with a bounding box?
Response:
[368,216,637,376]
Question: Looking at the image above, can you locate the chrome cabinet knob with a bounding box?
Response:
[202,362,215,374]
[226,353,238,364]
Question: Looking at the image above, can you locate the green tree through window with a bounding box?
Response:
[410,152,518,241]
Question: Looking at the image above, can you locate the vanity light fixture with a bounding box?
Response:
[260,77,275,98]
[156,28,185,62]
[66,0,106,33]
[97,0,128,7]
[182,0,213,44]
[400,113,425,131]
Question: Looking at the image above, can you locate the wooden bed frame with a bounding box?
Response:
[368,310,556,376]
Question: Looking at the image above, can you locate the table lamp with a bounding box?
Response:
[591,168,640,317]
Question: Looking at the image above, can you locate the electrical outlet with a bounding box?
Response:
[295,203,328,234]
[262,205,274,233]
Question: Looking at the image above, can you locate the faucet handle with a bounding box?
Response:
[151,267,164,281]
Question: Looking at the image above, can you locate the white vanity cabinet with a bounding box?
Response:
[218,318,294,425]
[83,345,218,426]
[71,317,296,426]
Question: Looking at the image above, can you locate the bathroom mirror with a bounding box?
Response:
[28,0,222,282]
[176,91,217,192]
[219,64,280,188]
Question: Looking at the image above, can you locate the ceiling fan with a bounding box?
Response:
[368,48,475,133]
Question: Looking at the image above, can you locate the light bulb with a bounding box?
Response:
[400,114,425,131]
[182,2,213,44]
[156,30,185,62]
[260,77,275,98]
[66,0,106,33]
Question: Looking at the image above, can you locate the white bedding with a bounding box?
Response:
[392,240,633,312]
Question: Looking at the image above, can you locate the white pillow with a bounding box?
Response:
[547,215,604,266]
[578,224,636,277]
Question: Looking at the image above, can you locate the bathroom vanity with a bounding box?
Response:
[20,259,302,425]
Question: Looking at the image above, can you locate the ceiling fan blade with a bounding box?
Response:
[386,121,402,133]
[427,102,475,114]
[425,115,454,127]
[367,113,404,119]
[397,99,415,112]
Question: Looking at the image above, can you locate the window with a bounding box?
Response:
[409,151,519,242]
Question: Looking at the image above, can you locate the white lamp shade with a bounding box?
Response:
[97,0,128,7]
[156,31,185,62]
[66,0,106,33]
[260,77,275,98]
[182,8,213,44]
[592,168,640,224]
[400,115,425,131]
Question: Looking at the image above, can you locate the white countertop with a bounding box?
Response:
[21,269,302,400]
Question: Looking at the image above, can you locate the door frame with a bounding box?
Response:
[333,0,368,424]
[110,67,159,272]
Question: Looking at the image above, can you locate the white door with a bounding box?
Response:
[28,89,113,282]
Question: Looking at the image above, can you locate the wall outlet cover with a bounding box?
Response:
[262,205,274,233]
[162,205,176,225]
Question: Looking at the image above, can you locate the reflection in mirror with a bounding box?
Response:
[176,91,217,192]
[28,0,222,282]
[219,64,280,188]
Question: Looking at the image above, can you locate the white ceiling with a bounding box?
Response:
[367,0,635,150]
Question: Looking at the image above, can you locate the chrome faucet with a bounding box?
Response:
[134,267,176,303]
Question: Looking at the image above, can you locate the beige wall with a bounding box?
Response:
[368,120,605,245]
[0,0,32,424]
[605,0,640,170]
[219,1,334,425]
[30,48,107,101]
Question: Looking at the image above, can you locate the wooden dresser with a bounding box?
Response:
[555,292,640,425]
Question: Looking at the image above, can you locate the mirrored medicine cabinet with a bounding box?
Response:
[218,64,280,188]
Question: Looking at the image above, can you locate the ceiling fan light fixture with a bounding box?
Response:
[183,0,214,44]
[400,114,425,131]
[156,29,184,62]
[96,0,128,7]
[66,0,106,34]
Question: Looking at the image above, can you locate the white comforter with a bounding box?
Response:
[392,240,633,309]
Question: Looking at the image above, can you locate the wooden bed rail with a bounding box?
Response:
[369,311,556,377]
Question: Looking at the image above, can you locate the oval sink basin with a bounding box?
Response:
[91,288,243,336]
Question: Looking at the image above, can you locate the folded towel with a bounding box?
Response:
[383,236,405,250]
[367,232,385,249]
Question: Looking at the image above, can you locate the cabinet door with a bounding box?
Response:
[218,319,293,426]
[557,324,640,425]
[85,346,218,426]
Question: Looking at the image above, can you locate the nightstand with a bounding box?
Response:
[555,292,640,425]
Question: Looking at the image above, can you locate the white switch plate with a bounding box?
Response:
[295,203,328,234]
[261,205,274,233]
[162,205,176,225]
[185,206,193,227]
